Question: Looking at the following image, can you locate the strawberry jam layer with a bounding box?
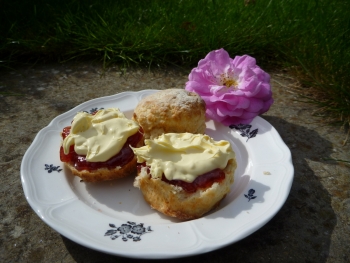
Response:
[137,163,225,193]
[60,126,143,171]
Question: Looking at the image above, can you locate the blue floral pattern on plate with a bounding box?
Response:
[105,221,153,242]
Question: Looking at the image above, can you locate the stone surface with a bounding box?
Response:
[0,62,349,262]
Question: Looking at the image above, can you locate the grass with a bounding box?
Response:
[1,0,349,127]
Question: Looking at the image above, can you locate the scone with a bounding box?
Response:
[132,133,237,220]
[60,108,144,182]
[133,89,206,139]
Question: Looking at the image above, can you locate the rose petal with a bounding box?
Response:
[206,107,225,122]
[254,82,272,99]
[213,101,244,117]
[245,97,264,112]
[203,49,231,75]
[233,55,257,69]
[261,97,274,113]
[189,69,214,86]
[221,115,253,126]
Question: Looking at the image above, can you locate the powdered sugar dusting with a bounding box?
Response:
[144,88,204,110]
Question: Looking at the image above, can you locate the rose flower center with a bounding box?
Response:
[219,74,238,89]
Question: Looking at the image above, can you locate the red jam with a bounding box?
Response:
[137,163,225,193]
[61,126,71,140]
[60,126,143,171]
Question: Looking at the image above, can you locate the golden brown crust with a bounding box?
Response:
[134,159,237,220]
[65,156,138,182]
[63,135,144,183]
[133,89,206,139]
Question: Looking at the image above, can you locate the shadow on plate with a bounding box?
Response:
[205,177,270,219]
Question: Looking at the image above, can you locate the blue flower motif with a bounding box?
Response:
[44,164,62,173]
[84,107,104,114]
[118,224,132,234]
[229,124,258,142]
[105,222,153,242]
[131,224,146,235]
[244,189,257,201]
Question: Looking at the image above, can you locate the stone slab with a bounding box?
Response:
[0,62,349,262]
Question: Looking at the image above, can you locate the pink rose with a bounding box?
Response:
[185,48,273,125]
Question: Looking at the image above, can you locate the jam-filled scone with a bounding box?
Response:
[132,133,237,220]
[60,108,144,182]
[133,89,206,139]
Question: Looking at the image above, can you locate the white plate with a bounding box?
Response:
[21,90,294,259]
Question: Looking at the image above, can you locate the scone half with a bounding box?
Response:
[60,108,144,182]
[134,159,236,220]
[132,133,237,220]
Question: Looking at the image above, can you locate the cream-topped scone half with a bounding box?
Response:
[60,108,144,182]
[132,133,237,220]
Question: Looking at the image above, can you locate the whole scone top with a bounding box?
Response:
[133,89,206,139]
